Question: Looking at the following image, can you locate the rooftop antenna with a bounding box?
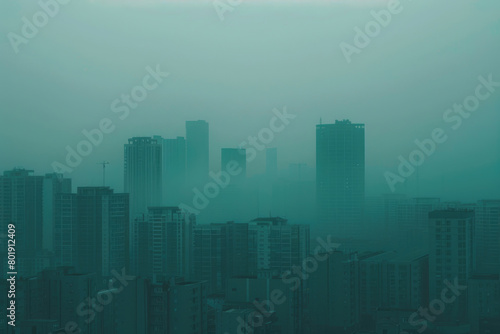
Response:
[97,161,109,187]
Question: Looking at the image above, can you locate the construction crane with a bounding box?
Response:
[97,161,110,187]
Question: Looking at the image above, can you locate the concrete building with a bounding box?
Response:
[124,137,163,220]
[468,274,500,334]
[309,250,359,333]
[0,168,71,278]
[226,274,304,334]
[248,217,310,275]
[153,135,187,206]
[429,209,474,325]
[147,276,208,334]
[193,221,249,293]
[316,120,365,238]
[133,207,194,279]
[59,187,130,276]
[22,267,98,334]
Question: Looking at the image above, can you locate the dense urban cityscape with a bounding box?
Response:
[2,0,499,334]
[0,119,498,334]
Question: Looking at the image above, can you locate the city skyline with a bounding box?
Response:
[1,0,499,333]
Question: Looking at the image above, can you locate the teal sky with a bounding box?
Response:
[1,0,499,201]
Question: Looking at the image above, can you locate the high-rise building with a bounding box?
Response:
[474,200,500,275]
[186,120,209,186]
[0,169,71,277]
[21,267,98,334]
[468,274,500,333]
[359,250,429,323]
[124,137,163,220]
[42,173,72,253]
[146,276,208,334]
[396,197,441,250]
[53,193,78,268]
[133,207,194,279]
[316,120,365,238]
[0,169,43,261]
[429,209,474,325]
[308,250,359,333]
[193,221,249,293]
[154,135,187,206]
[54,187,129,276]
[226,274,304,334]
[248,217,310,275]
[221,148,246,184]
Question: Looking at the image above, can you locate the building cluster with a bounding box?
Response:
[0,120,498,334]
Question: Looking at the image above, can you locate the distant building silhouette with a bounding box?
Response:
[154,135,187,205]
[316,120,365,238]
[124,137,163,220]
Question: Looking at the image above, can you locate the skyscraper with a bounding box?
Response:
[160,136,187,205]
[0,169,71,277]
[186,120,209,186]
[124,137,163,220]
[0,169,43,262]
[42,173,72,253]
[70,187,129,276]
[316,120,365,238]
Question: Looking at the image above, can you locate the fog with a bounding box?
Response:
[1,0,499,205]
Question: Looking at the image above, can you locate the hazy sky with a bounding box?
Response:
[1,0,499,201]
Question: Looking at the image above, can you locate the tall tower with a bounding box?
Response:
[0,169,71,277]
[74,187,129,276]
[186,120,209,186]
[124,137,162,220]
[154,135,187,205]
[316,120,365,238]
